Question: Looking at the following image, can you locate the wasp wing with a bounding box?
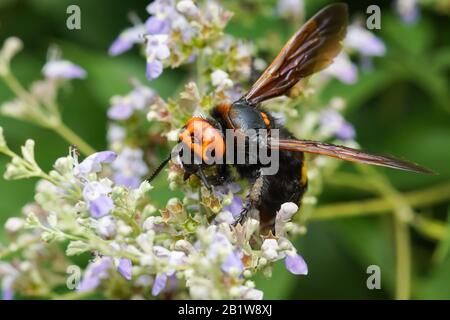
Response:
[269,139,435,174]
[244,3,348,105]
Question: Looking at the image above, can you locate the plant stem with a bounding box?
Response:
[356,166,413,300]
[312,182,450,224]
[53,122,96,156]
[393,211,411,300]
[1,71,96,156]
[1,72,34,103]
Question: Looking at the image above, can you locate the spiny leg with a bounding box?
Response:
[233,172,265,226]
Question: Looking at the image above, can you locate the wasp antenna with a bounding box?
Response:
[147,154,172,183]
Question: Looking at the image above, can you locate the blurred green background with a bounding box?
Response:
[0,0,449,299]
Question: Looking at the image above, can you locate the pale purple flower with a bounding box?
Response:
[74,151,117,176]
[221,251,244,275]
[150,248,186,290]
[128,84,156,109]
[108,25,147,56]
[285,252,308,275]
[320,109,356,141]
[117,258,132,280]
[146,0,176,17]
[146,16,170,34]
[223,196,243,218]
[0,263,19,300]
[42,60,86,79]
[77,257,112,292]
[2,286,13,300]
[1,276,16,300]
[324,53,358,84]
[145,34,170,80]
[336,122,356,141]
[165,274,179,293]
[345,25,386,57]
[146,60,164,80]
[395,0,420,24]
[83,181,114,218]
[108,84,156,120]
[107,124,126,145]
[167,251,187,275]
[152,273,167,296]
[89,195,115,218]
[108,102,134,120]
[113,174,141,189]
[112,147,148,188]
[214,183,244,219]
[207,233,233,259]
[214,183,244,223]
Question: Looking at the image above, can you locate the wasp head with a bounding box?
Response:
[178,117,225,166]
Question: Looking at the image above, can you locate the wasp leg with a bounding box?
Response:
[232,172,265,226]
[232,206,249,226]
[197,167,212,191]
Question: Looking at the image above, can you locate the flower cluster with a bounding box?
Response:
[0,133,307,299]
[109,0,243,82]
[0,0,396,300]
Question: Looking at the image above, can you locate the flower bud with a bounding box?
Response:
[0,37,23,75]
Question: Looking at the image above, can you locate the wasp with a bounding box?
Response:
[149,3,434,232]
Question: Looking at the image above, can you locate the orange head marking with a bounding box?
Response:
[179,118,225,163]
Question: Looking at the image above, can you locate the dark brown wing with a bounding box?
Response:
[269,138,435,174]
[244,3,348,105]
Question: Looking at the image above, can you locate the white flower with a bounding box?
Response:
[176,0,199,17]
[240,286,264,300]
[211,70,233,89]
[5,217,25,233]
[94,216,117,238]
[73,151,117,177]
[166,129,179,142]
[261,238,279,261]
[275,202,298,236]
[277,0,304,20]
[82,181,112,202]
[145,34,170,61]
[0,37,23,76]
[107,124,126,146]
